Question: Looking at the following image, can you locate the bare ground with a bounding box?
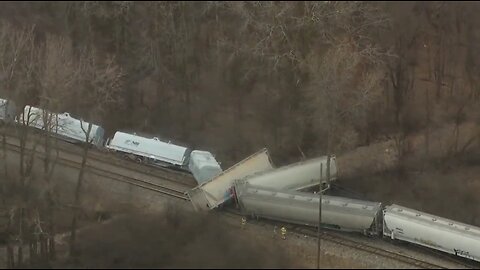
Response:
[336,121,480,226]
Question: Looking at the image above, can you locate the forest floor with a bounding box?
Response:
[337,121,480,226]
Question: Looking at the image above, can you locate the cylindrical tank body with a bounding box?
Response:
[17,106,105,147]
[383,204,480,262]
[243,155,337,191]
[188,150,223,184]
[105,131,191,167]
[234,180,382,235]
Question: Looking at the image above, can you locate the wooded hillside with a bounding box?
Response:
[1,1,479,167]
[2,2,480,268]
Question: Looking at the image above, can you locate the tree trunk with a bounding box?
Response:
[47,208,56,260]
[43,118,57,260]
[7,243,14,268]
[425,86,430,159]
[1,130,7,205]
[40,234,47,260]
[28,241,34,264]
[19,132,26,187]
[69,123,92,256]
[6,209,15,269]
[17,208,24,267]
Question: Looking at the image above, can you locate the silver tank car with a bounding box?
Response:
[383,204,480,262]
[55,112,105,147]
[188,150,223,185]
[234,180,382,236]
[17,105,105,148]
[241,155,337,191]
[105,131,191,167]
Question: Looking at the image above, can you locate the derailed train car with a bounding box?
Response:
[4,98,224,184]
[383,204,480,262]
[188,148,274,211]
[241,155,337,191]
[17,105,105,147]
[188,150,222,185]
[105,132,224,184]
[233,180,480,263]
[234,180,382,236]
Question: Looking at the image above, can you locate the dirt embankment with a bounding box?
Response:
[336,121,480,226]
[53,205,293,269]
[337,121,480,179]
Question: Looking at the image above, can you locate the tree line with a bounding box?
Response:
[1,1,480,267]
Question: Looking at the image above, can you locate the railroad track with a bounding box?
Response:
[3,128,466,268]
[81,159,190,200]
[1,126,195,185]
[302,228,447,269]
[68,145,194,184]
[2,140,190,201]
[412,242,480,269]
[221,208,449,269]
[4,128,196,184]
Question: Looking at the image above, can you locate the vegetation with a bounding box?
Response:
[1,1,480,268]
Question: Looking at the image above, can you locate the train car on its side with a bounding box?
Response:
[234,180,382,236]
[188,150,222,185]
[383,204,480,262]
[241,155,337,192]
[187,148,274,211]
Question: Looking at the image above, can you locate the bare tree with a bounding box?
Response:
[0,22,43,268]
[69,49,124,257]
[34,33,85,261]
[0,22,36,203]
[0,23,83,267]
[306,42,386,156]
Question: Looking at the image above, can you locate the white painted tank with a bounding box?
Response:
[17,105,105,147]
[243,155,337,191]
[105,131,190,166]
[235,180,382,234]
[55,112,105,147]
[383,204,480,262]
[188,150,222,185]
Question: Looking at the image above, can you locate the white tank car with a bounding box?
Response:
[16,105,44,127]
[0,99,17,123]
[241,155,337,191]
[18,105,105,147]
[188,150,222,185]
[55,112,105,147]
[187,148,274,211]
[383,204,480,262]
[105,131,191,167]
[234,180,383,235]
